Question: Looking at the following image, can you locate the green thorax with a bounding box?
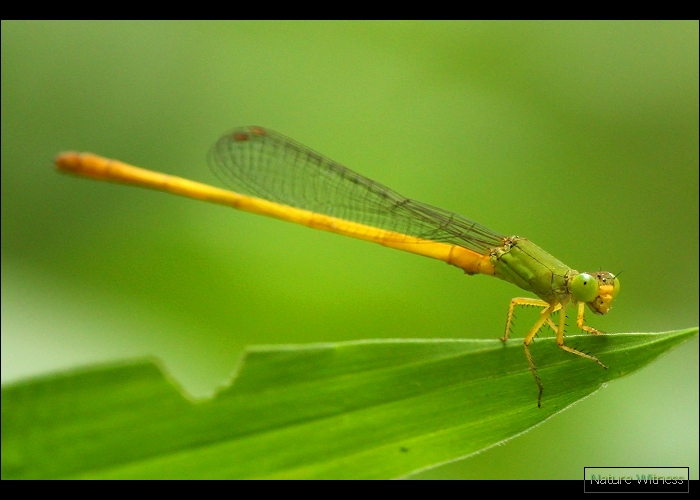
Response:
[490,237,572,303]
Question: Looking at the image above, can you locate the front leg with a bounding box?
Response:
[577,302,603,335]
[558,303,607,369]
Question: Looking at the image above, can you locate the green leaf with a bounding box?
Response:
[2,328,697,479]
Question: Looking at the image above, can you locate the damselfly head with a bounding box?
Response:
[569,271,620,315]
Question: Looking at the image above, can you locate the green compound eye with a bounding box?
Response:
[612,276,621,299]
[571,273,599,303]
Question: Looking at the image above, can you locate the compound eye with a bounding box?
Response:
[571,273,599,303]
[612,276,621,299]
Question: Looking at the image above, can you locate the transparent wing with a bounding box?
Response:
[208,126,505,255]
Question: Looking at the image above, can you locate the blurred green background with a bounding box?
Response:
[2,21,698,479]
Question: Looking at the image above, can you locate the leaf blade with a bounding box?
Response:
[2,328,697,479]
